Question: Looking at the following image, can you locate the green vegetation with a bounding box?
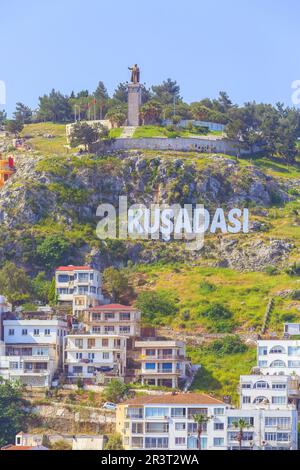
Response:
[103,267,131,302]
[0,379,29,447]
[103,380,130,404]
[136,289,179,325]
[104,433,124,450]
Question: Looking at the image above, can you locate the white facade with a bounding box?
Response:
[64,334,127,383]
[134,340,191,388]
[84,304,141,337]
[284,323,300,337]
[117,395,228,450]
[226,408,297,450]
[55,265,103,315]
[239,375,299,409]
[257,340,300,376]
[0,319,67,388]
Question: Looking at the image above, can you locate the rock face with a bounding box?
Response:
[0,152,296,272]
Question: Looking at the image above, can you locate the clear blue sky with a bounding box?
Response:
[1,0,300,115]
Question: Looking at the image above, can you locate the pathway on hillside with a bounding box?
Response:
[120,126,137,138]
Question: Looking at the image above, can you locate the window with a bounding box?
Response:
[104,313,114,320]
[272,396,286,405]
[270,346,286,354]
[102,339,109,347]
[93,313,102,321]
[146,423,169,433]
[44,329,50,336]
[119,326,130,334]
[73,366,83,374]
[78,273,89,282]
[175,437,186,446]
[120,313,130,321]
[272,383,286,389]
[265,417,290,429]
[288,346,300,356]
[277,433,290,442]
[103,352,109,359]
[76,353,82,360]
[270,360,286,368]
[132,422,143,434]
[258,361,268,367]
[9,362,18,369]
[242,383,251,389]
[104,326,115,333]
[58,274,69,283]
[145,408,169,418]
[145,363,156,370]
[126,408,143,419]
[254,381,269,389]
[228,417,254,427]
[253,397,269,404]
[171,408,186,418]
[75,339,83,348]
[92,327,101,333]
[175,423,186,431]
[22,329,27,336]
[265,433,276,441]
[78,286,89,294]
[288,361,300,368]
[228,432,253,442]
[213,438,224,447]
[258,347,267,356]
[8,329,14,336]
[187,423,198,433]
[214,408,225,416]
[145,349,156,356]
[87,366,94,374]
[214,422,224,431]
[88,353,95,360]
[145,437,168,449]
[242,396,251,404]
[90,286,96,294]
[33,329,40,336]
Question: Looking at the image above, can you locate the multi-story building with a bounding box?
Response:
[257,340,300,376]
[55,265,103,315]
[239,375,300,410]
[134,340,191,388]
[284,323,300,337]
[116,393,228,450]
[226,408,297,450]
[116,392,298,451]
[64,334,127,384]
[82,304,141,337]
[0,319,67,388]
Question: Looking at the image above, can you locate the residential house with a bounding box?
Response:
[116,393,228,450]
[55,265,103,315]
[64,333,127,384]
[0,319,67,388]
[134,339,192,388]
[82,304,141,337]
[257,340,300,376]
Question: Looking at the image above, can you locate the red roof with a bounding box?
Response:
[1,445,48,451]
[121,393,225,406]
[89,303,136,311]
[56,265,93,272]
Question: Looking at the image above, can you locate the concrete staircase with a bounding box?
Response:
[120,126,137,138]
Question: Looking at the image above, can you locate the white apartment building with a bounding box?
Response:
[284,323,300,337]
[64,334,127,384]
[134,340,191,389]
[116,393,228,450]
[226,408,298,450]
[0,319,67,388]
[83,304,141,337]
[55,265,103,315]
[239,375,300,410]
[257,340,300,376]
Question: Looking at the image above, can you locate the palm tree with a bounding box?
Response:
[232,418,251,450]
[193,414,212,450]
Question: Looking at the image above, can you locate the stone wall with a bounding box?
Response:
[95,137,249,155]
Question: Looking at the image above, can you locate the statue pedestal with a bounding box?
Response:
[127,83,142,126]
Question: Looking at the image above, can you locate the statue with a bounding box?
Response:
[128,64,140,84]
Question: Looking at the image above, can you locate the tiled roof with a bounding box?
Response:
[1,445,48,451]
[88,304,136,311]
[56,265,93,272]
[120,393,225,406]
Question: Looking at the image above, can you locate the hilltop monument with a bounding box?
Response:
[127,64,142,126]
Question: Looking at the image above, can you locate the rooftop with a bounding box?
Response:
[120,392,225,406]
[56,265,93,272]
[89,303,137,311]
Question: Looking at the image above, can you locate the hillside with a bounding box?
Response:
[1,122,300,400]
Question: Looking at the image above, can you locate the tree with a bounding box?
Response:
[94,81,109,119]
[140,100,162,124]
[152,78,181,105]
[103,379,130,403]
[217,91,234,113]
[103,267,129,302]
[105,106,127,128]
[69,121,108,151]
[37,89,72,122]
[36,234,71,270]
[0,262,32,308]
[136,289,178,323]
[193,414,212,450]
[32,272,51,303]
[104,433,124,450]
[13,102,32,124]
[0,109,7,125]
[232,418,251,450]
[0,379,29,447]
[113,82,128,103]
[5,119,24,136]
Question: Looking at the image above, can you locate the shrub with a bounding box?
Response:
[205,336,248,356]
[264,265,278,276]
[104,380,130,404]
[199,281,216,293]
[202,303,232,321]
[136,289,178,323]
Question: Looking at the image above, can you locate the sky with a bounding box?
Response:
[1,0,300,116]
